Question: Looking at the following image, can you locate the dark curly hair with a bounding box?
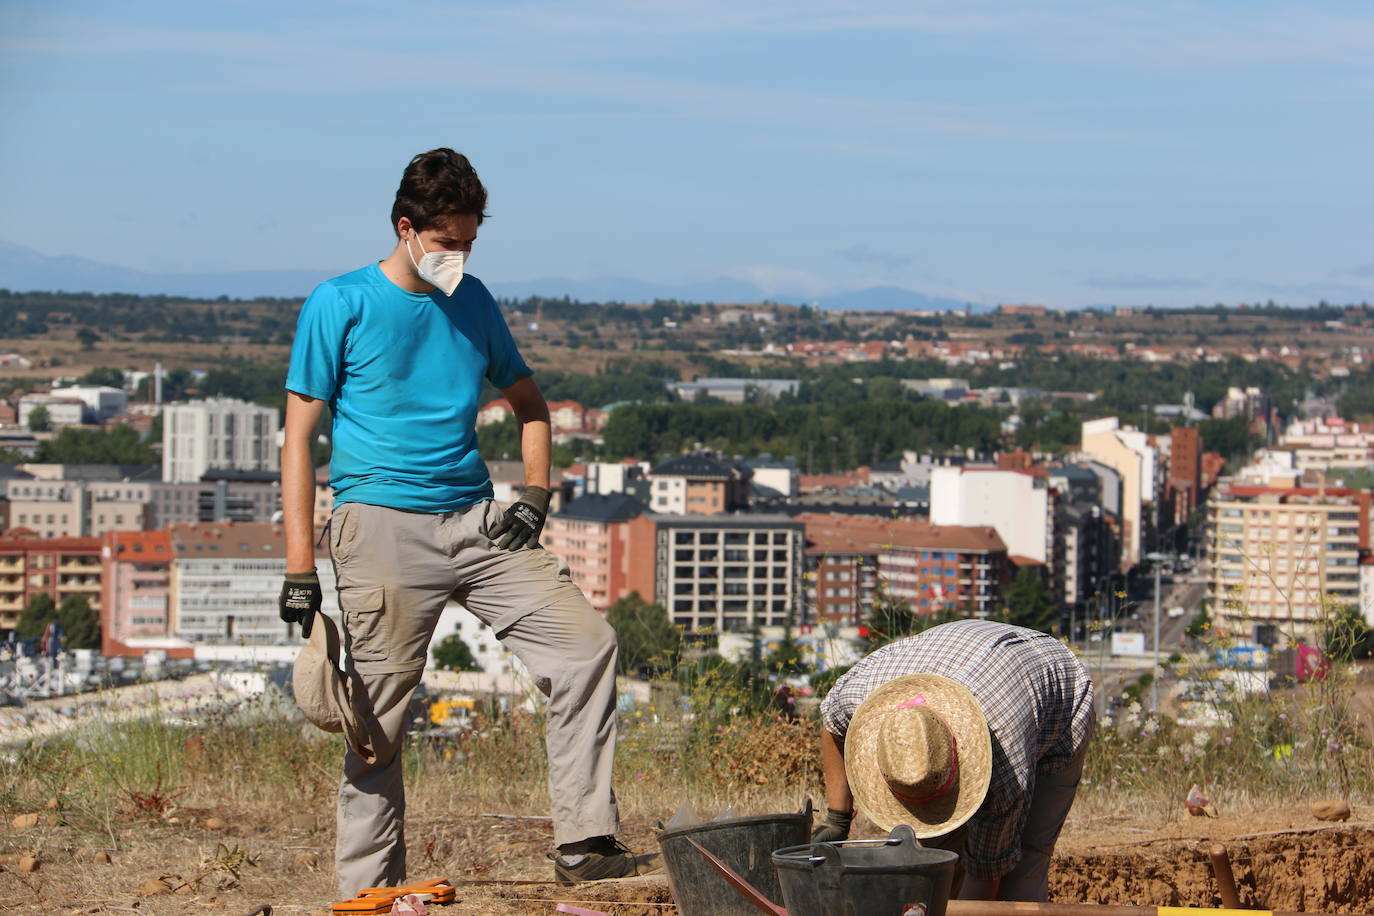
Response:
[390,148,489,235]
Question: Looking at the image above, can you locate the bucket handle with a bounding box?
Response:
[814,826,923,913]
[801,824,921,866]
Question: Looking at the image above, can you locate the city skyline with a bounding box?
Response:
[2,1,1373,308]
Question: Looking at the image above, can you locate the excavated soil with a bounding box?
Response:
[1052,824,1374,912]
[2,807,1371,914]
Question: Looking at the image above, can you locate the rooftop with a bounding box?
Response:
[797,512,1006,554]
[557,492,649,523]
[110,529,173,559]
[651,513,803,529]
[652,453,740,480]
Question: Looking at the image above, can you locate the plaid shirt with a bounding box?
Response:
[821,620,1096,880]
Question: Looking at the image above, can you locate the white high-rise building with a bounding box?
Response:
[929,466,1053,566]
[162,399,280,483]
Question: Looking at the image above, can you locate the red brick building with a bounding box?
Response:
[800,513,1009,624]
[0,529,103,634]
[1167,426,1202,525]
[542,493,657,614]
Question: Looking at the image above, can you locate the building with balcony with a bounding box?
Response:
[0,530,103,634]
[1205,481,1371,644]
[799,512,1010,624]
[654,514,804,631]
[542,493,656,613]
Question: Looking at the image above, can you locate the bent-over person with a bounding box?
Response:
[814,619,1095,901]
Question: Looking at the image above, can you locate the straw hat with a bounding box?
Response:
[845,673,992,837]
[292,613,377,764]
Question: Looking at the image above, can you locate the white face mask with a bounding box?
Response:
[406,232,466,296]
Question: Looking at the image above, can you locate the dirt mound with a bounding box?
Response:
[479,876,675,915]
[1051,825,1374,912]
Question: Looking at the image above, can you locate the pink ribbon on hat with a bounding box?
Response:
[888,694,960,805]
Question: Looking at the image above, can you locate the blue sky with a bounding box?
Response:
[2,1,1373,307]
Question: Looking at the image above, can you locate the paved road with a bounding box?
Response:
[1069,574,1208,716]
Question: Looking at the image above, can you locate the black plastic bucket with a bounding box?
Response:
[657,801,812,916]
[772,824,960,916]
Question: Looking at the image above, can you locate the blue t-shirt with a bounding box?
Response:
[285,263,532,512]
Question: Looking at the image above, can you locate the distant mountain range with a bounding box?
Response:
[0,241,340,302]
[0,240,981,312]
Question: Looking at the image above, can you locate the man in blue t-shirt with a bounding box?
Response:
[279,149,652,899]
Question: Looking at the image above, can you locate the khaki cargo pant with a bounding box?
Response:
[930,745,1088,902]
[329,500,620,900]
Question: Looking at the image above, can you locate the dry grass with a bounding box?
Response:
[2,656,1372,912]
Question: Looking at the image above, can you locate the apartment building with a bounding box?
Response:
[0,530,103,634]
[878,524,1009,619]
[1205,481,1371,644]
[541,493,656,613]
[168,522,336,646]
[1213,386,1271,423]
[1,468,279,537]
[4,475,150,538]
[654,514,804,631]
[1047,464,1120,613]
[584,460,650,499]
[162,399,279,483]
[1081,417,1158,569]
[802,514,883,625]
[648,453,751,515]
[1167,426,1203,525]
[100,530,174,655]
[1247,417,1374,478]
[799,512,1010,623]
[929,466,1053,564]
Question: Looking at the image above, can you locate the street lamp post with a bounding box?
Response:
[1145,551,1169,713]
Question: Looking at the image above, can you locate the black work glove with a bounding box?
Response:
[491,485,550,551]
[811,808,853,843]
[279,571,322,638]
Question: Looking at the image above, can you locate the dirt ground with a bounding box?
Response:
[2,802,1371,915]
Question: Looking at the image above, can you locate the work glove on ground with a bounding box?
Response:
[279,571,322,638]
[491,485,550,550]
[811,808,853,843]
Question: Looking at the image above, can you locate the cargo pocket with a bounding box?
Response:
[339,585,388,663]
[479,499,502,542]
[330,504,359,564]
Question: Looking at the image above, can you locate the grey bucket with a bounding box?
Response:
[772,824,960,916]
[657,800,812,916]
